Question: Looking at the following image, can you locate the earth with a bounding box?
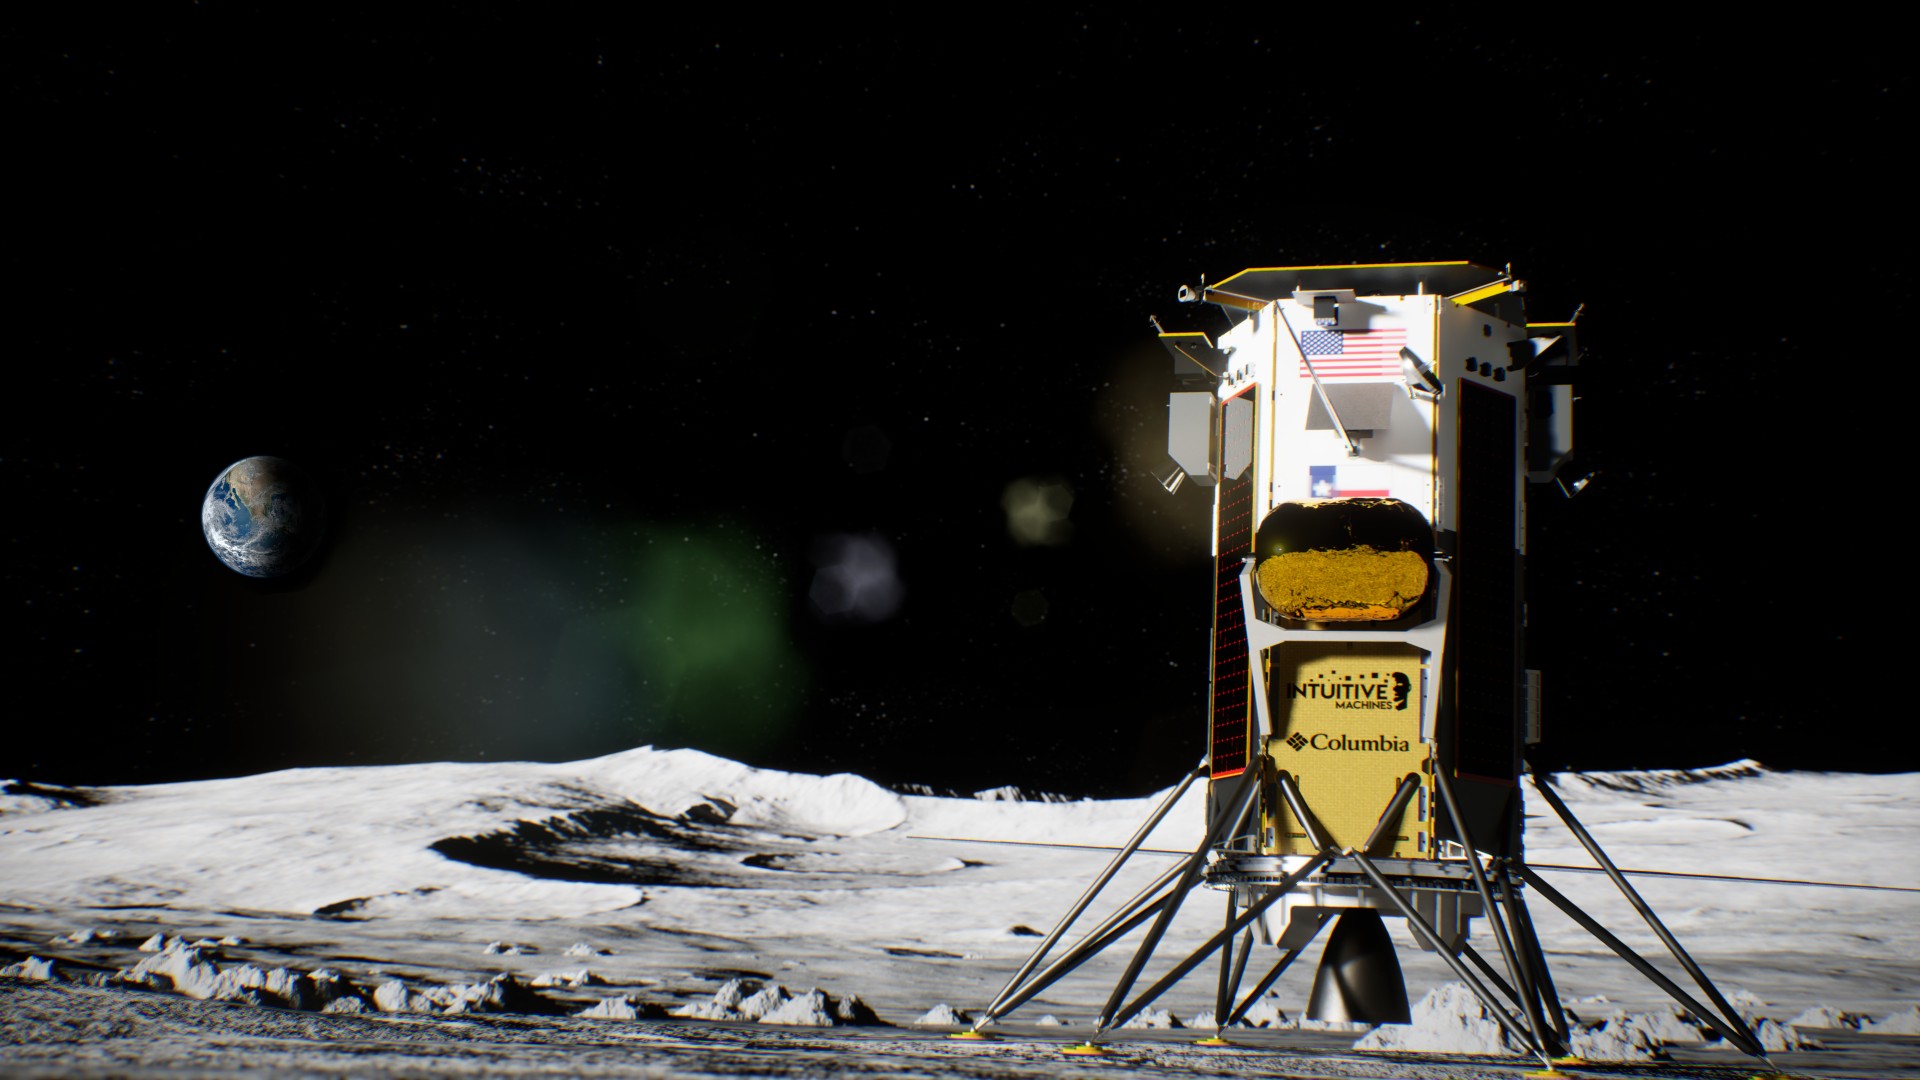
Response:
[199,455,325,578]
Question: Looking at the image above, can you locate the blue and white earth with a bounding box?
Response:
[200,455,325,577]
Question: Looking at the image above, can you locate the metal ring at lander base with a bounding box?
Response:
[1204,852,1507,893]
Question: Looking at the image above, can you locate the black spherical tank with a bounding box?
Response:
[1254,498,1433,561]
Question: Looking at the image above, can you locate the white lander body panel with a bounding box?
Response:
[1203,288,1531,557]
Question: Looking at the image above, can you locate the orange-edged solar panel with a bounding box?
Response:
[1209,389,1257,778]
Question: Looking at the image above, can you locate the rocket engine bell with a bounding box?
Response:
[1157,262,1581,1021]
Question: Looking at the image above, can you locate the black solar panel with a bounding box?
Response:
[1210,391,1257,779]
[1454,380,1521,784]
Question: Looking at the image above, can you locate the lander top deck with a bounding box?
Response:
[1207,261,1506,303]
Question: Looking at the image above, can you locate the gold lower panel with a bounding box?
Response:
[1260,642,1432,859]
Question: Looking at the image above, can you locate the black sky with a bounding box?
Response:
[8,12,1912,794]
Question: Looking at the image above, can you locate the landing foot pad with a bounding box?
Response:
[946,1030,993,1040]
[1192,1036,1234,1046]
[1060,1043,1110,1056]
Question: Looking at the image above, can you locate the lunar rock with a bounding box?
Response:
[206,963,321,1010]
[305,969,361,1009]
[370,979,430,1013]
[530,968,601,987]
[1725,987,1772,1021]
[1188,996,1295,1030]
[670,978,766,1022]
[1,956,57,981]
[369,973,555,1015]
[1866,1006,1920,1034]
[577,995,667,1020]
[1243,997,1297,1028]
[831,994,883,1026]
[444,974,555,1015]
[119,943,221,998]
[760,989,839,1027]
[675,976,748,1014]
[1750,1018,1821,1051]
[1354,982,1526,1055]
[673,994,746,1021]
[1119,1007,1184,1029]
[913,1003,972,1026]
[1789,1005,1867,1029]
[50,928,117,946]
[1568,1013,1669,1061]
[114,941,347,1011]
[1611,1006,1709,1045]
[738,982,791,1020]
[1299,1018,1372,1032]
[667,979,881,1027]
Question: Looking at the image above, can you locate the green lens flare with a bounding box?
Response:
[603,524,807,757]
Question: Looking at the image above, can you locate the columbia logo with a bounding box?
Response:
[1286,733,1309,751]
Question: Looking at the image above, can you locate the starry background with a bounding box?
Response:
[8,11,1911,795]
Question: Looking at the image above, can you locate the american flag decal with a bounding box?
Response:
[1297,327,1407,379]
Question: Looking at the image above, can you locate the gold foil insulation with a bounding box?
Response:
[1256,545,1429,621]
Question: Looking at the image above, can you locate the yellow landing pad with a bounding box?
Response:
[1191,1035,1234,1046]
[1060,1042,1110,1056]
[945,1030,993,1040]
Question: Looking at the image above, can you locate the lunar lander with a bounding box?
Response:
[963,262,1779,1072]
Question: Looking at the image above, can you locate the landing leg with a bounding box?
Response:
[1198,892,1254,1043]
[1528,774,1766,1060]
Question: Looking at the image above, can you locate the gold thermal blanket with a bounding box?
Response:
[1256,546,1428,621]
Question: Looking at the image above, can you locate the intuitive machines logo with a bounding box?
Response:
[1280,667,1415,754]
[1264,645,1430,858]
[1286,670,1412,712]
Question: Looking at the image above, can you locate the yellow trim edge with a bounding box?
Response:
[1447,280,1515,307]
[1213,261,1476,289]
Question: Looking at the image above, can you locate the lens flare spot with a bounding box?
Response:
[809,532,904,624]
[1011,589,1049,627]
[1002,477,1073,546]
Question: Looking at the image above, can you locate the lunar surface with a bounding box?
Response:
[3,750,1917,1077]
